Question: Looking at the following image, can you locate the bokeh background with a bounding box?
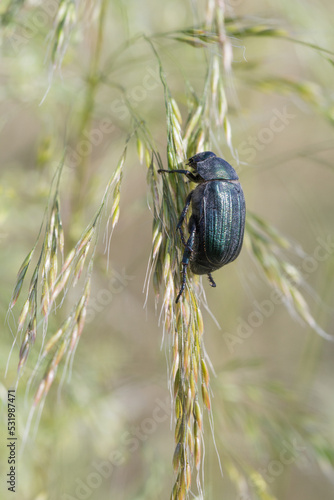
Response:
[1,1,334,499]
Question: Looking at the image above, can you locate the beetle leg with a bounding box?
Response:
[207,273,216,288]
[176,217,196,303]
[176,191,193,246]
[157,169,199,182]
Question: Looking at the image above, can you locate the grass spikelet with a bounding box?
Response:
[201,382,211,410]
[33,380,46,408]
[41,280,50,317]
[18,335,29,371]
[218,82,227,124]
[49,247,58,292]
[171,98,183,125]
[223,116,232,150]
[50,0,77,71]
[194,435,201,470]
[186,462,191,490]
[50,267,71,303]
[72,245,90,287]
[42,325,67,358]
[77,226,95,254]
[136,136,144,164]
[183,105,203,145]
[195,128,205,153]
[201,359,210,387]
[57,218,65,261]
[152,232,163,260]
[69,324,79,353]
[211,55,220,101]
[44,366,56,395]
[173,443,182,472]
[172,351,179,381]
[28,315,37,345]
[61,248,76,273]
[10,249,34,308]
[17,298,30,332]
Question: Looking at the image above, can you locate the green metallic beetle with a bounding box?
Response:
[158,151,246,303]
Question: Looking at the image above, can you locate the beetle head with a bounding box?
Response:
[187,151,239,181]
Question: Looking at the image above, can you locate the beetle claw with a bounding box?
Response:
[207,273,216,287]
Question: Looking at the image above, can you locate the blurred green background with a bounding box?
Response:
[1,1,334,499]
